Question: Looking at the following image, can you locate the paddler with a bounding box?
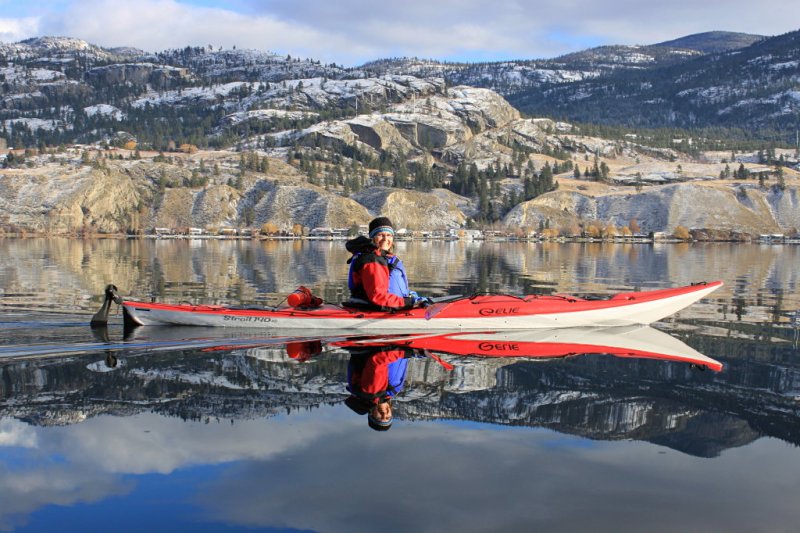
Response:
[345,216,430,310]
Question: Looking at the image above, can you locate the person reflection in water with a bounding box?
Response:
[344,345,413,432]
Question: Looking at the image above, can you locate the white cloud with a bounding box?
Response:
[0,17,39,43]
[34,0,348,61]
[0,418,38,448]
[44,409,357,474]
[0,409,355,528]
[195,424,800,532]
[0,462,131,531]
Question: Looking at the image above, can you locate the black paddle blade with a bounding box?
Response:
[90,284,122,328]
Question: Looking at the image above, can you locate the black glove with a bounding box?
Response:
[411,293,433,308]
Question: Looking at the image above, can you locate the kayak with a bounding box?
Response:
[116,281,722,330]
[100,281,723,331]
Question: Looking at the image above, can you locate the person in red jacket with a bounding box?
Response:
[346,217,428,310]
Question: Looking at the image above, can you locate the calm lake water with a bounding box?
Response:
[1,238,799,532]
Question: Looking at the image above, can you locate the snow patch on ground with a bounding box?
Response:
[222,109,317,127]
[769,60,798,70]
[718,90,800,116]
[32,68,65,81]
[83,104,126,120]
[131,81,253,108]
[3,117,61,132]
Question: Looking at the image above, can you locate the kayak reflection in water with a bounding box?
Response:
[343,344,416,432]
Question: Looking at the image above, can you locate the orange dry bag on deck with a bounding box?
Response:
[287,286,323,308]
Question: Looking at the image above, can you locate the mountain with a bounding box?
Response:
[360,31,769,100]
[507,29,800,133]
[7,36,139,61]
[550,43,703,68]
[359,44,705,98]
[653,31,765,54]
[2,33,799,236]
[1,30,797,151]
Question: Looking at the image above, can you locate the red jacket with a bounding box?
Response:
[350,249,410,308]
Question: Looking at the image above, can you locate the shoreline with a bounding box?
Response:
[1,233,798,245]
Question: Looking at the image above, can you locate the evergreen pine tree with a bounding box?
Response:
[599,162,610,182]
[737,163,747,179]
[775,165,785,191]
[540,163,553,191]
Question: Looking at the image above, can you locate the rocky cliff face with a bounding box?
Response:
[0,154,469,233]
[254,181,371,229]
[352,187,469,230]
[0,164,146,233]
[2,147,798,236]
[293,86,519,160]
[505,182,800,235]
[86,63,191,88]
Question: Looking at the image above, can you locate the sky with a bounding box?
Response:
[0,0,797,66]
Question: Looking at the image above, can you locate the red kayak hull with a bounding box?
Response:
[120,281,723,331]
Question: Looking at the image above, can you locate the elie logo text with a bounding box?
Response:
[478,307,520,316]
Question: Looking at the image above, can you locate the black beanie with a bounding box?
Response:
[368,217,394,238]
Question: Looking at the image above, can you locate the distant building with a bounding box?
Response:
[309,227,333,237]
[463,229,483,240]
[759,234,785,243]
[483,230,505,240]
